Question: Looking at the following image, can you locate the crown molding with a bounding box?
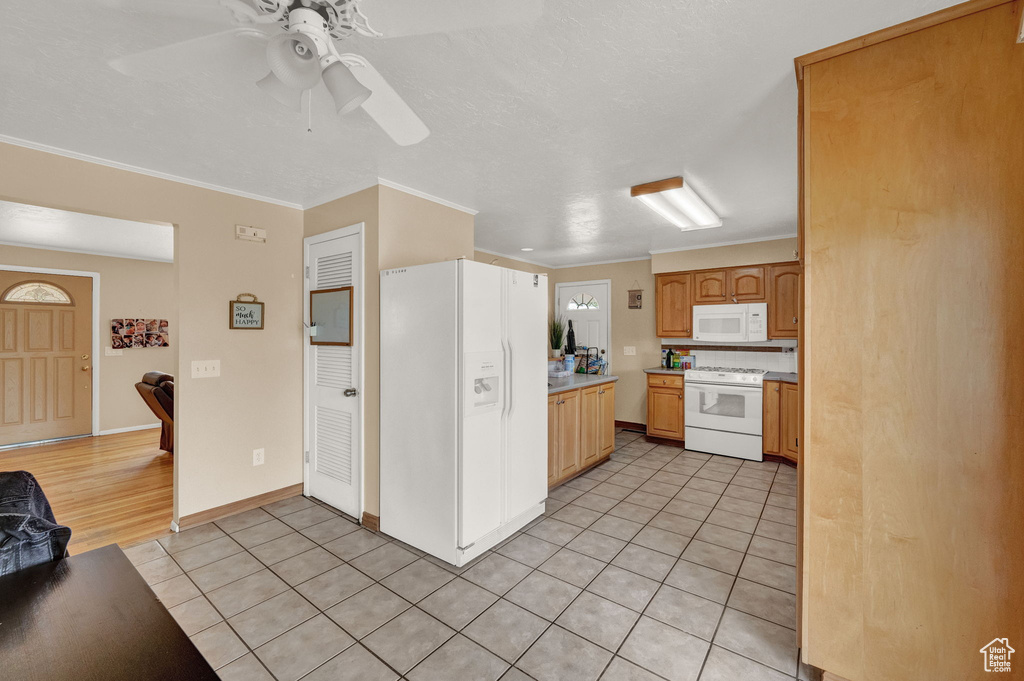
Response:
[377,178,478,215]
[648,233,797,255]
[301,178,381,210]
[0,135,304,210]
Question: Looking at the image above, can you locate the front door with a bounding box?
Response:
[0,272,93,446]
[305,231,362,518]
[556,280,611,370]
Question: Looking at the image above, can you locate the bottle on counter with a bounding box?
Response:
[664,348,673,369]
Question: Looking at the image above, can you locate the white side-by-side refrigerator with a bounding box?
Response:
[380,259,548,567]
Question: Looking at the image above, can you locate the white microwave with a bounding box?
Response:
[692,303,768,343]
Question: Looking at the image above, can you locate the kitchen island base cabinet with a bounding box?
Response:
[646,374,684,441]
[548,382,615,488]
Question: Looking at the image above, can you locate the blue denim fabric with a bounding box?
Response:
[0,470,71,576]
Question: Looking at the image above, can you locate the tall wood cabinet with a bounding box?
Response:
[548,382,616,488]
[798,4,1024,678]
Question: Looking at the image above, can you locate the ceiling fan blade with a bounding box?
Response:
[95,0,241,25]
[109,28,269,82]
[344,56,429,146]
[358,0,543,38]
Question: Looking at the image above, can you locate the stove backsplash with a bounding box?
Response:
[666,347,798,374]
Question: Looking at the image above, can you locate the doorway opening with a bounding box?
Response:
[0,199,176,553]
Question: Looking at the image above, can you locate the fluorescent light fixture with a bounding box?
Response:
[631,177,722,230]
[520,247,534,252]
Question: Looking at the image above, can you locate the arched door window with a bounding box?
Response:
[2,281,73,305]
[567,293,599,310]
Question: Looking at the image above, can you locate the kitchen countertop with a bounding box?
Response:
[643,367,685,375]
[764,372,799,383]
[644,367,800,384]
[548,373,618,394]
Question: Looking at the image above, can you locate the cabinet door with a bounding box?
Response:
[762,381,781,455]
[580,386,601,468]
[647,387,684,440]
[781,382,799,462]
[769,265,801,339]
[557,390,581,479]
[598,383,616,457]
[547,393,559,486]
[656,273,692,337]
[693,270,728,303]
[730,266,767,302]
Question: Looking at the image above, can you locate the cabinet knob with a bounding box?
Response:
[678,394,682,399]
[775,387,780,392]
[793,317,798,324]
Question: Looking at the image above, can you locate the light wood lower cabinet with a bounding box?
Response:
[548,382,615,488]
[646,374,684,441]
[762,379,798,463]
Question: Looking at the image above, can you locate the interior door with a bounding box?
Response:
[305,233,361,517]
[556,281,610,369]
[0,272,92,446]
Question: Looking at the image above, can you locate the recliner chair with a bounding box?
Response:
[135,372,173,452]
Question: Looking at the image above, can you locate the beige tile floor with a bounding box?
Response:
[125,430,819,681]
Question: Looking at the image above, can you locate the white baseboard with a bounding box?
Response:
[98,423,161,436]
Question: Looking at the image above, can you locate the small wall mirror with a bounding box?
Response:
[310,286,353,346]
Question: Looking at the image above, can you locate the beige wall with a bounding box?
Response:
[0,245,177,432]
[651,237,798,273]
[0,141,305,521]
[548,260,657,425]
[305,185,473,519]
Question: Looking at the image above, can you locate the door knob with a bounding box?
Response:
[793,317,798,324]
[344,388,358,397]
[81,366,90,371]
[82,354,90,360]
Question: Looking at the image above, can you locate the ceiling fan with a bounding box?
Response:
[105,0,543,146]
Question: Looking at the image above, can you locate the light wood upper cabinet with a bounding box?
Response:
[763,380,781,455]
[768,265,800,339]
[693,270,728,303]
[580,386,601,468]
[647,385,684,440]
[730,267,767,302]
[598,383,616,458]
[655,273,692,338]
[780,382,799,462]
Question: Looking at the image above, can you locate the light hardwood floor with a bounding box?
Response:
[0,429,173,554]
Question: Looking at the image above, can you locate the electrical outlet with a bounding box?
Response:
[252,448,265,466]
[105,346,123,357]
[623,346,637,356]
[191,360,221,378]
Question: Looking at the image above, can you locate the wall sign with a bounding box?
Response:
[230,293,264,330]
[628,289,643,309]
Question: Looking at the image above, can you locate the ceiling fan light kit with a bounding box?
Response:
[631,176,722,231]
[107,0,434,145]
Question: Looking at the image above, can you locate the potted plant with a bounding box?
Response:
[549,316,565,358]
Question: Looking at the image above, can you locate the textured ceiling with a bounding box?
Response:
[0,200,174,262]
[0,0,959,267]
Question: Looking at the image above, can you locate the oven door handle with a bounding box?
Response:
[686,382,763,391]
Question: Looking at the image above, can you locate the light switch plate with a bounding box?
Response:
[252,448,265,466]
[105,347,123,357]
[191,359,221,378]
[623,346,637,356]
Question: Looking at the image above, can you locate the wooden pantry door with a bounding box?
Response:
[0,272,93,446]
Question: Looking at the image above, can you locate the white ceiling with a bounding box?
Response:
[0,0,959,267]
[0,200,174,262]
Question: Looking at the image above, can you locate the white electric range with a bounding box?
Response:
[684,366,768,461]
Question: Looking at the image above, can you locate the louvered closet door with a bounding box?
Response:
[307,233,361,518]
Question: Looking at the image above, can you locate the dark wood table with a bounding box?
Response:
[0,544,219,681]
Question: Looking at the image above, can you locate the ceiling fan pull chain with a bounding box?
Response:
[307,89,313,133]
